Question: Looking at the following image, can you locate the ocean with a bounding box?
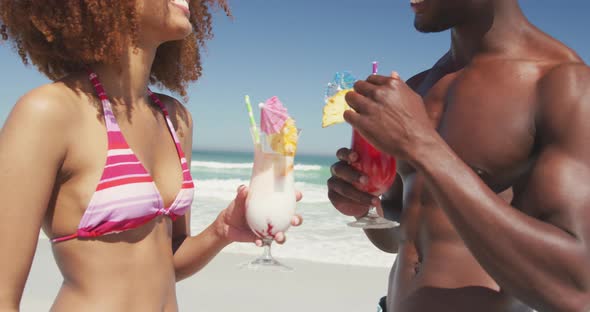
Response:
[190,150,396,268]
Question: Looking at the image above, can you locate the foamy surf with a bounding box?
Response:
[192,160,322,172]
[195,178,330,204]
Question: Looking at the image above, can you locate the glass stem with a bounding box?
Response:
[261,238,273,260]
[366,206,379,218]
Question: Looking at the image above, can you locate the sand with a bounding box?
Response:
[21,241,391,312]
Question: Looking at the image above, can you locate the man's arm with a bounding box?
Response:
[363,175,403,253]
[360,69,431,254]
[409,64,590,311]
[330,69,430,254]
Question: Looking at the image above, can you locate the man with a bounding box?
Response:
[328,0,590,311]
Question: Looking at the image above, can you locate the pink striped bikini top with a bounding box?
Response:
[52,70,195,243]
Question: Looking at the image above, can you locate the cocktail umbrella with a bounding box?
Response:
[260,96,289,135]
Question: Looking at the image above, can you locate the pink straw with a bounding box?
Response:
[372,61,378,75]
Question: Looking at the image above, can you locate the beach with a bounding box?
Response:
[21,150,396,311]
[22,241,391,312]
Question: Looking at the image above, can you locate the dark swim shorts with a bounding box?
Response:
[378,296,387,312]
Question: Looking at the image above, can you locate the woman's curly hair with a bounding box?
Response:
[0,0,230,96]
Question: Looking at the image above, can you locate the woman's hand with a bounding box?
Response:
[214,185,303,246]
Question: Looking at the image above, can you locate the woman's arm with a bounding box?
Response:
[173,184,301,281]
[172,187,248,281]
[0,87,70,310]
[163,98,229,280]
[163,96,301,281]
[166,97,194,254]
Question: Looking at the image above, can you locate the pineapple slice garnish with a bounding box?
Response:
[270,118,298,156]
[322,89,352,128]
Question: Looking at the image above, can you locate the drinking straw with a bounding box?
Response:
[245,95,260,144]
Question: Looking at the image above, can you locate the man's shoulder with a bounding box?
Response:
[405,52,455,90]
[536,61,590,136]
[539,61,590,88]
[538,62,590,106]
[406,69,431,91]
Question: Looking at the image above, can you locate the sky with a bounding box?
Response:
[1,0,589,156]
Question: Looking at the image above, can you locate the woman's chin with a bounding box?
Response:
[163,24,193,41]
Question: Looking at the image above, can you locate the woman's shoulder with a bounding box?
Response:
[8,80,84,129]
[1,79,89,164]
[152,92,193,152]
[153,93,193,131]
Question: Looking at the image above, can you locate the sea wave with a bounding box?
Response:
[194,179,249,201]
[191,161,322,172]
[192,161,252,169]
[295,182,329,204]
[194,179,329,204]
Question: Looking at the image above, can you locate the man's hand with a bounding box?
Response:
[328,148,382,218]
[344,73,436,163]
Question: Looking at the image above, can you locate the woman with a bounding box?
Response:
[0,1,301,311]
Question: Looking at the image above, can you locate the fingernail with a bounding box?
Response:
[238,185,246,192]
[359,176,368,185]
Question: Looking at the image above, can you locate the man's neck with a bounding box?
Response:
[450,0,531,67]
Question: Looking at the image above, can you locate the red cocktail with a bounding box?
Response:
[351,130,397,194]
[348,129,398,229]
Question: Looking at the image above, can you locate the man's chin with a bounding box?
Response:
[414,19,452,33]
[414,17,430,33]
[414,24,429,33]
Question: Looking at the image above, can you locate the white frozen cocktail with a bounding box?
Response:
[242,96,300,271]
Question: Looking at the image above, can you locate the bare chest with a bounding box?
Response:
[399,65,540,192]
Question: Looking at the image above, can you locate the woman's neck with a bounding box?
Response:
[91,44,157,108]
